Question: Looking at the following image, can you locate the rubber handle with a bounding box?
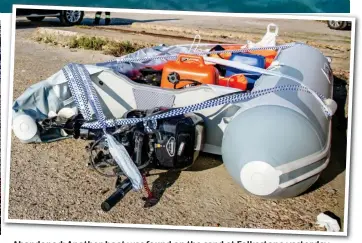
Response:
[177,53,205,66]
[101,179,132,212]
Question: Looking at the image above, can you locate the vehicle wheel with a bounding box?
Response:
[59,10,84,26]
[328,21,348,30]
[26,16,45,22]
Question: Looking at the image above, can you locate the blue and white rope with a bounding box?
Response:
[63,62,331,131]
[82,85,330,130]
[108,43,296,64]
[63,65,93,120]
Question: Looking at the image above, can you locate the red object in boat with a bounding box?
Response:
[218,74,248,91]
[147,63,165,71]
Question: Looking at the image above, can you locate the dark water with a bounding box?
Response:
[0,0,350,13]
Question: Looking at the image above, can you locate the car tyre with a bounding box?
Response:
[59,10,84,26]
[327,21,348,30]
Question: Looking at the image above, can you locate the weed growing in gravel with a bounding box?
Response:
[35,32,148,56]
[69,36,107,50]
[68,36,145,56]
[34,35,58,45]
[103,41,141,56]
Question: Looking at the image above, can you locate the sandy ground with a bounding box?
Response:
[8,15,350,232]
[16,13,352,72]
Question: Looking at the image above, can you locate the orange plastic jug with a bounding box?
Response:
[248,50,277,68]
[161,54,219,89]
[219,74,248,91]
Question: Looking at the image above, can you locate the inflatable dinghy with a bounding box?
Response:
[12,24,337,207]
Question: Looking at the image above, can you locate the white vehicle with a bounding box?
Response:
[16,8,84,26]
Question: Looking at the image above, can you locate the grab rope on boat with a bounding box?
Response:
[82,85,332,130]
[106,43,296,64]
[63,63,333,132]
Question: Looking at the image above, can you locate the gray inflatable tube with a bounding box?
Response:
[222,44,334,198]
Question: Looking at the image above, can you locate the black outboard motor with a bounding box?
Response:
[122,107,204,168]
[41,107,205,211]
[99,108,204,211]
[154,115,201,169]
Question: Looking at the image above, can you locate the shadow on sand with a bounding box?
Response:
[143,153,222,207]
[15,17,180,30]
[304,75,348,194]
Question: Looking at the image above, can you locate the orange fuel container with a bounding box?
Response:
[248,50,277,68]
[219,74,248,91]
[161,54,219,89]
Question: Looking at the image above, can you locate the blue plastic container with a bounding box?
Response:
[225,53,265,89]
